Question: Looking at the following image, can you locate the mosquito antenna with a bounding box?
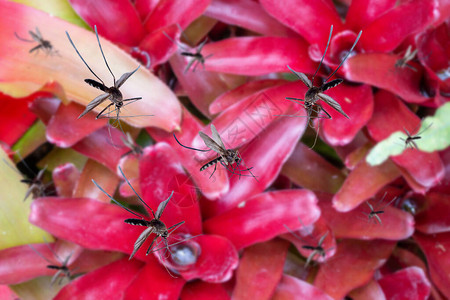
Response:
[325,30,362,82]
[28,244,54,264]
[14,32,33,42]
[312,25,333,83]
[94,25,116,85]
[66,31,105,86]
[173,134,211,152]
[117,167,156,217]
[92,179,143,219]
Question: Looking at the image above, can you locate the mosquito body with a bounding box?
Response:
[66,25,142,122]
[395,45,418,72]
[363,196,397,225]
[301,232,331,268]
[15,27,59,56]
[28,244,74,285]
[285,25,362,122]
[93,167,185,260]
[164,26,213,73]
[173,124,257,180]
[400,123,432,150]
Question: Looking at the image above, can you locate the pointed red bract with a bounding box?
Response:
[232,239,289,300]
[181,281,230,300]
[260,0,344,46]
[358,0,436,52]
[272,275,333,300]
[415,232,450,299]
[138,24,180,68]
[378,267,431,300]
[320,83,373,146]
[46,102,107,148]
[367,90,445,190]
[69,0,145,46]
[53,163,81,198]
[346,0,396,31]
[314,239,396,300]
[29,97,61,125]
[348,280,386,300]
[205,0,294,37]
[54,258,143,300]
[144,0,211,32]
[202,37,316,76]
[204,189,320,250]
[204,108,307,216]
[282,143,345,193]
[124,256,185,300]
[416,192,450,234]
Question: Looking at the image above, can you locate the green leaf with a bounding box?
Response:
[366,102,450,166]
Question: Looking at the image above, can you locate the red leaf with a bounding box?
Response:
[259,0,344,46]
[378,267,431,300]
[320,193,414,240]
[345,54,428,103]
[204,108,307,216]
[53,163,80,198]
[68,0,145,46]
[205,0,294,37]
[348,280,386,300]
[346,0,396,31]
[46,102,107,148]
[72,126,130,171]
[414,232,450,299]
[124,256,185,300]
[232,239,289,300]
[138,24,180,68]
[144,0,211,32]
[0,92,36,146]
[333,157,400,212]
[202,37,316,76]
[314,239,396,300]
[272,275,333,300]
[358,0,437,52]
[209,79,287,115]
[55,258,143,300]
[134,0,160,21]
[204,189,320,250]
[282,143,345,194]
[366,90,444,190]
[29,97,60,125]
[139,143,202,235]
[160,235,238,283]
[416,192,450,234]
[320,83,373,146]
[181,281,230,300]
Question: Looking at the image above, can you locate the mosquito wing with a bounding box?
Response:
[29,28,41,42]
[78,93,109,119]
[199,131,227,155]
[115,66,140,88]
[156,191,174,219]
[210,124,227,150]
[318,93,349,119]
[318,232,328,246]
[287,65,312,88]
[129,226,154,260]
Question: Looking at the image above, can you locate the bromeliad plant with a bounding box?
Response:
[0,1,449,300]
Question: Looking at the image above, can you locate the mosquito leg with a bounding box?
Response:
[209,163,217,179]
[96,102,114,119]
[14,32,34,42]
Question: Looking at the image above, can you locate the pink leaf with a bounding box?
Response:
[378,267,431,300]
[204,189,320,250]
[348,280,386,300]
[272,275,333,300]
[205,0,294,37]
[416,192,450,234]
[232,239,289,300]
[358,0,437,52]
[314,239,396,300]
[260,0,344,46]
[55,258,143,300]
[203,37,316,76]
[181,281,230,300]
[138,24,180,68]
[53,163,80,198]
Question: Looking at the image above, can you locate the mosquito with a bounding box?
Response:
[28,243,75,285]
[3,155,52,201]
[395,45,418,72]
[284,219,334,268]
[66,25,144,127]
[173,124,257,180]
[163,25,213,73]
[92,167,186,260]
[399,123,432,150]
[15,27,59,56]
[362,195,397,225]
